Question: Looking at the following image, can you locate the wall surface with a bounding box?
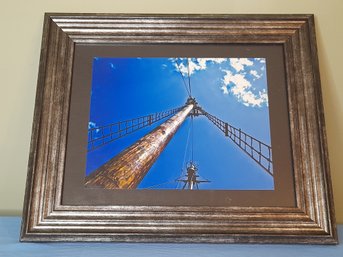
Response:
[1,0,342,223]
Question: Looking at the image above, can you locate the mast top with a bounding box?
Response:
[177,161,210,190]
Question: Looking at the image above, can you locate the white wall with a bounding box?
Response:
[1,0,342,223]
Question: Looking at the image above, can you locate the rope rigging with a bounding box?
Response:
[187,58,192,96]
[190,116,194,162]
[174,63,211,190]
[141,180,178,189]
[174,58,191,97]
[176,102,211,190]
[176,119,192,189]
[199,107,273,176]
[87,106,183,152]
[182,119,192,169]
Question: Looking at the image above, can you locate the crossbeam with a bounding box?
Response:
[200,108,273,176]
[88,107,183,152]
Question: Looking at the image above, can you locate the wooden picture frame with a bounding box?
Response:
[20,13,337,244]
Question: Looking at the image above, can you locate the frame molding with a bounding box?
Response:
[20,13,337,244]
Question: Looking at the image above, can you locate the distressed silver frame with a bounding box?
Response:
[20,13,337,244]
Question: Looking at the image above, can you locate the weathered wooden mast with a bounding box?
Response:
[85,101,194,189]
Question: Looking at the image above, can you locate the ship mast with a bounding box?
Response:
[85,101,194,189]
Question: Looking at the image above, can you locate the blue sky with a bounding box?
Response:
[86,57,274,190]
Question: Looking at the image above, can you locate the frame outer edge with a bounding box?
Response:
[307,15,337,242]
[20,13,53,241]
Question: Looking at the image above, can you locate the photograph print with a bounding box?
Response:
[85,57,273,190]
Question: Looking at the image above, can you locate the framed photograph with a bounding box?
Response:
[20,13,337,244]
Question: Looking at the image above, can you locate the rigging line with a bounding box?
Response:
[142,180,177,189]
[197,174,211,183]
[182,120,192,173]
[176,176,185,190]
[191,115,194,162]
[177,120,192,189]
[187,58,192,96]
[175,58,190,96]
[200,107,273,176]
[87,106,183,152]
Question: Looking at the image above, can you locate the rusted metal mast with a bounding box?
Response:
[85,102,194,189]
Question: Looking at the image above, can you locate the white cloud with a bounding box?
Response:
[250,70,262,80]
[88,121,100,132]
[240,90,268,107]
[188,60,202,75]
[88,121,96,129]
[169,57,268,107]
[172,60,196,76]
[223,71,251,94]
[258,89,269,107]
[222,70,268,107]
[197,58,227,68]
[255,58,266,64]
[171,58,227,76]
[221,85,229,94]
[229,58,253,72]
